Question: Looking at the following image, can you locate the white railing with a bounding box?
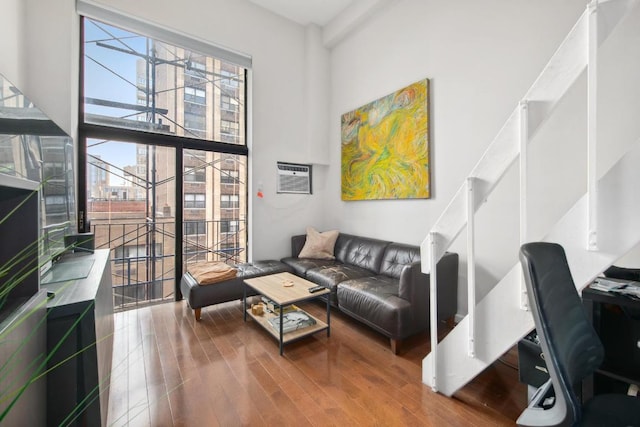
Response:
[421,0,638,392]
[518,100,529,310]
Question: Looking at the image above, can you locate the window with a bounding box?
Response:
[220,120,239,143]
[220,95,238,112]
[184,221,206,235]
[184,112,205,132]
[221,120,238,134]
[185,193,205,209]
[220,194,239,209]
[221,220,239,233]
[83,18,246,144]
[184,166,206,182]
[185,56,206,78]
[220,169,239,184]
[220,69,239,90]
[81,14,249,309]
[184,87,206,105]
[114,244,163,263]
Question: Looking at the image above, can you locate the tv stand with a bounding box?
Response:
[42,249,113,426]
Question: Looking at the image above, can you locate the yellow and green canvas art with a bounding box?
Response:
[341,79,430,201]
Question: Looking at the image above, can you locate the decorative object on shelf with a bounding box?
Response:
[341,79,430,201]
[251,303,264,315]
[267,309,316,334]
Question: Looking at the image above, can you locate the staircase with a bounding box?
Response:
[420,0,640,397]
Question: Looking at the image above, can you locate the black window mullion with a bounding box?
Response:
[79,123,247,156]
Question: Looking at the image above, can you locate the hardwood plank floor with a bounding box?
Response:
[108,300,526,426]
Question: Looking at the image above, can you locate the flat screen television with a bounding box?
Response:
[0,174,39,321]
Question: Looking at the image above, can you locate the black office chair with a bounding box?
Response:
[518,242,640,427]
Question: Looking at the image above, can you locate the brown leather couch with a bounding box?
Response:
[281,233,458,353]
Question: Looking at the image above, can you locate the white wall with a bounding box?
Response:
[0,0,76,138]
[328,0,640,314]
[0,0,25,88]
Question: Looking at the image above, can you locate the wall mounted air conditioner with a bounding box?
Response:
[276,162,312,194]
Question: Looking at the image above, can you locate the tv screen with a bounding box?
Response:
[0,175,39,310]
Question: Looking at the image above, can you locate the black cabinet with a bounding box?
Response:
[0,290,47,426]
[582,284,640,398]
[518,332,549,389]
[43,249,113,426]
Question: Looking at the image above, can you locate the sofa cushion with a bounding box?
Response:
[341,236,390,274]
[305,264,374,290]
[281,257,339,277]
[236,260,294,279]
[380,243,420,279]
[337,275,413,339]
[306,264,375,308]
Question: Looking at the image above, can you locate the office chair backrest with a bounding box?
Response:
[519,242,604,427]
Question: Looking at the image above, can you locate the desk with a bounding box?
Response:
[42,249,113,427]
[581,282,640,399]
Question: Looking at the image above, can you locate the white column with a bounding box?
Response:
[466,178,476,357]
[587,1,598,250]
[519,100,529,310]
[429,231,439,392]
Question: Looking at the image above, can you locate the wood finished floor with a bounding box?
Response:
[107,299,526,426]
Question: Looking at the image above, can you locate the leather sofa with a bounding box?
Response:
[281,233,458,353]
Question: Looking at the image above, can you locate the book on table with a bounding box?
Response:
[267,309,316,333]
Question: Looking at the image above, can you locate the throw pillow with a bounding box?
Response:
[298,227,339,259]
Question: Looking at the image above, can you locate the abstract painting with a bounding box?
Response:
[341,79,430,201]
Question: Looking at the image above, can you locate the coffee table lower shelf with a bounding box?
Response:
[246,309,328,350]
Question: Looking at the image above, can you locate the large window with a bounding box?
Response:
[80,15,248,310]
[83,17,246,144]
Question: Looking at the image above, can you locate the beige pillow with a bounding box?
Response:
[298,227,339,259]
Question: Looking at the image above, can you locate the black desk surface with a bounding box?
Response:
[582,280,640,309]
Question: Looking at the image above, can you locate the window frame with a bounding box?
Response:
[78,16,249,301]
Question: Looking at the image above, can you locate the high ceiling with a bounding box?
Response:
[248,0,356,26]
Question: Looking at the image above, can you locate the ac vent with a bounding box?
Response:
[276,162,312,194]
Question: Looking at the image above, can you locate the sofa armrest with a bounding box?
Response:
[398,252,459,322]
[398,261,428,304]
[291,234,306,257]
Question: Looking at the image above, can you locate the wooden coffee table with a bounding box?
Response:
[243,272,330,355]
